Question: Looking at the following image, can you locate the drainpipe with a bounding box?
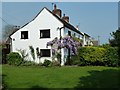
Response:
[57,27,64,65]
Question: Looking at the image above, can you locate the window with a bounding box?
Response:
[21,31,28,39]
[40,29,50,38]
[73,33,76,37]
[68,31,71,36]
[40,49,51,57]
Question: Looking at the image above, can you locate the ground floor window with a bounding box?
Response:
[40,49,51,57]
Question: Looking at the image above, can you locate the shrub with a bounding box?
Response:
[71,46,119,67]
[104,47,119,67]
[29,46,35,60]
[17,49,28,61]
[7,52,23,66]
[71,47,106,66]
[50,60,61,67]
[21,61,37,66]
[43,59,51,67]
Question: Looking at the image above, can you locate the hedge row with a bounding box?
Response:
[71,46,119,67]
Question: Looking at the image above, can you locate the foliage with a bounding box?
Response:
[21,61,37,66]
[0,45,2,63]
[2,25,19,40]
[47,36,82,65]
[103,47,119,66]
[71,46,119,67]
[29,46,35,60]
[7,52,23,66]
[36,47,40,58]
[42,59,51,67]
[100,44,111,49]
[36,47,41,64]
[47,36,81,55]
[109,27,120,65]
[71,47,106,66]
[50,60,61,67]
[17,49,28,61]
[56,52,61,63]
[109,27,120,47]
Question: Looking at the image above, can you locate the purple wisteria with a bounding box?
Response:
[47,36,82,55]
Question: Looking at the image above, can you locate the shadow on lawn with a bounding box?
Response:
[74,68,120,89]
[1,74,8,90]
[27,85,48,90]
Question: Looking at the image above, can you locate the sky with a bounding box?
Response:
[1,2,119,44]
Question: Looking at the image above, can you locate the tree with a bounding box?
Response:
[109,27,120,47]
[109,27,120,65]
[2,25,20,40]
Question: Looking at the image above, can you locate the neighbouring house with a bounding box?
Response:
[82,32,93,46]
[9,5,92,65]
[91,40,99,46]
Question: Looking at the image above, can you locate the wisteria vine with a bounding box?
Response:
[47,36,82,55]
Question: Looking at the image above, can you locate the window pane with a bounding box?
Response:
[40,29,50,38]
[68,31,71,36]
[40,49,50,57]
[21,31,28,39]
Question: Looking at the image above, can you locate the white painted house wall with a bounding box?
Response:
[10,7,92,65]
[11,8,64,64]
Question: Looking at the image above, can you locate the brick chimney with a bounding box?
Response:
[52,4,62,17]
[62,14,69,22]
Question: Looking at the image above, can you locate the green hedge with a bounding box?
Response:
[103,47,119,66]
[43,59,51,67]
[7,52,23,66]
[71,46,119,67]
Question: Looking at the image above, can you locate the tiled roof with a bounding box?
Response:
[10,7,84,37]
[45,7,83,35]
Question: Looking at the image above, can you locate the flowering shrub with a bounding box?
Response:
[47,36,81,55]
[47,36,82,64]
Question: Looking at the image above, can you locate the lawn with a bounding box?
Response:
[2,65,120,89]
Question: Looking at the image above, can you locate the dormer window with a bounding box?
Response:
[21,31,28,39]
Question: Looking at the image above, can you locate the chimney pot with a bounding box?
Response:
[54,4,56,10]
[62,15,69,22]
[76,25,79,30]
[52,4,62,17]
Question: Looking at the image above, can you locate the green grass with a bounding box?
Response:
[2,65,120,89]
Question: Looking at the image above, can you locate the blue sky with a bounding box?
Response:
[2,2,118,44]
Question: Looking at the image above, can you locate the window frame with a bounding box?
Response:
[40,29,50,39]
[21,31,28,39]
[68,31,71,36]
[40,49,51,57]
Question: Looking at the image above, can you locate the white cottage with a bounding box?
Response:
[82,32,93,46]
[10,5,86,65]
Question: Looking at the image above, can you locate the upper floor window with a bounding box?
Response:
[21,31,28,39]
[73,33,76,37]
[68,31,71,36]
[40,49,51,57]
[40,29,50,38]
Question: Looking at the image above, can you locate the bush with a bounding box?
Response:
[50,60,61,67]
[71,47,106,66]
[21,61,37,66]
[104,47,119,67]
[43,59,51,67]
[71,46,119,67]
[7,52,23,66]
